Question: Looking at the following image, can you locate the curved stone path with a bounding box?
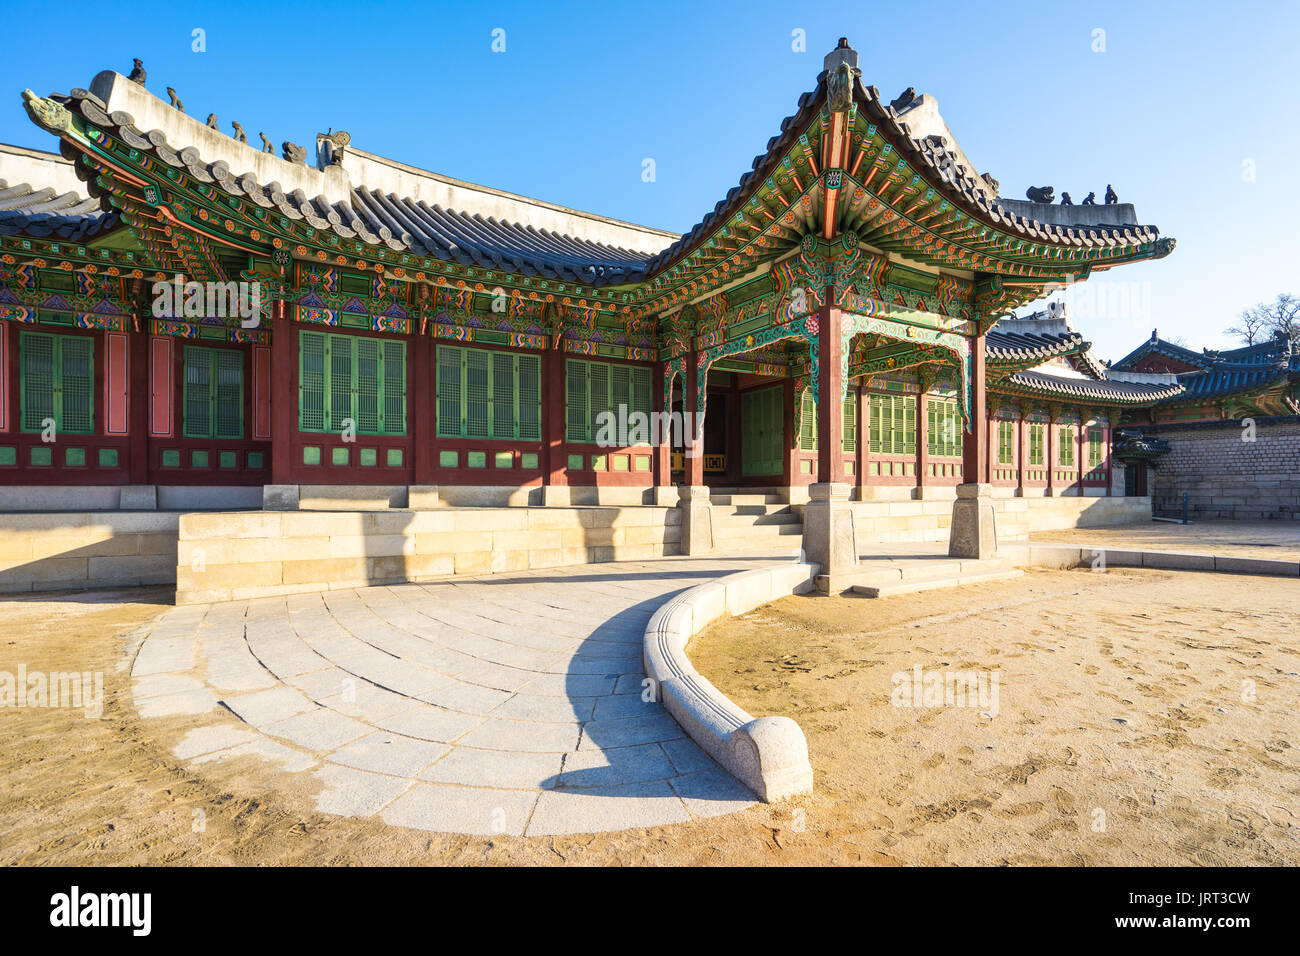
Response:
[129,555,788,836]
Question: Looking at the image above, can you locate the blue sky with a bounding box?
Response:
[2,0,1296,361]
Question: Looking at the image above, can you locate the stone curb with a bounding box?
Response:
[642,563,817,802]
[1008,544,1300,578]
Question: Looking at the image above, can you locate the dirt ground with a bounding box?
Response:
[0,567,1296,865]
[1033,519,1300,561]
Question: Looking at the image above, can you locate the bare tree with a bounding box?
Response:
[1230,293,1299,344]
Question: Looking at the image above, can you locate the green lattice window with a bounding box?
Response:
[926,398,962,458]
[1088,426,1104,467]
[797,390,857,452]
[1028,423,1045,466]
[183,346,243,439]
[299,330,406,435]
[1058,425,1076,466]
[20,331,93,435]
[438,345,540,440]
[867,392,915,456]
[565,359,651,443]
[997,420,1015,465]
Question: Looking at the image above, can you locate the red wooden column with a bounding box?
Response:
[411,327,434,485]
[543,343,567,493]
[1046,414,1057,497]
[1077,408,1087,495]
[128,328,149,485]
[815,303,845,485]
[855,384,867,496]
[782,376,797,492]
[684,349,704,487]
[1016,407,1028,495]
[1103,416,1113,496]
[915,383,929,495]
[961,331,989,485]
[652,361,671,494]
[269,301,296,485]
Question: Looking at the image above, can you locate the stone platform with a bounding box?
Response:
[130,555,798,835]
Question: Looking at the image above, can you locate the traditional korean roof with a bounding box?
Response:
[1171,362,1299,401]
[1112,329,1297,372]
[986,309,1086,364]
[645,39,1170,278]
[0,143,118,241]
[23,81,666,287]
[1001,368,1185,404]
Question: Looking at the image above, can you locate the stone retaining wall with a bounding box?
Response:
[850,495,1151,545]
[176,506,681,605]
[1140,418,1300,521]
[0,512,179,594]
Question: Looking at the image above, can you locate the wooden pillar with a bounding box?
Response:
[1077,410,1087,495]
[411,328,433,484]
[915,384,929,495]
[684,349,704,486]
[855,384,867,496]
[815,303,844,485]
[782,376,797,491]
[543,344,567,490]
[1045,414,1057,497]
[270,301,295,484]
[725,373,741,484]
[652,362,671,489]
[1103,417,1113,496]
[961,331,989,485]
[128,328,149,484]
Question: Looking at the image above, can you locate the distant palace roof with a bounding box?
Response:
[0,143,118,241]
[1113,328,1300,410]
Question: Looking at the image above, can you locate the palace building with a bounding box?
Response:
[0,40,1183,576]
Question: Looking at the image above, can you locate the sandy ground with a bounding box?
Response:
[1,567,1296,865]
[1033,519,1300,561]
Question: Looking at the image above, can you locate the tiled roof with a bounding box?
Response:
[45,88,652,286]
[644,58,1165,275]
[0,173,118,241]
[1174,363,1296,400]
[1003,369,1185,404]
[985,326,1084,363]
[350,185,651,285]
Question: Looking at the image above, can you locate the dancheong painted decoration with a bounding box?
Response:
[1,37,1208,500]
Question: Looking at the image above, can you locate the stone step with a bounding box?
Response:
[714,523,805,540]
[717,502,795,517]
[817,556,1016,594]
[851,568,1023,598]
[712,511,800,527]
[708,493,785,506]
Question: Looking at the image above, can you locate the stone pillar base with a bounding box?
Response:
[948,482,998,558]
[118,485,157,510]
[408,485,440,509]
[802,482,857,574]
[540,485,571,507]
[652,485,680,508]
[263,484,300,511]
[677,485,714,554]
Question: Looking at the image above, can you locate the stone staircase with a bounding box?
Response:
[816,553,1022,597]
[709,490,805,554]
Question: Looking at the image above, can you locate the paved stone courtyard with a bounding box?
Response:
[130,556,779,836]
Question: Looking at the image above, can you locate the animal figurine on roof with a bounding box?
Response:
[1105,184,1119,205]
[1060,192,1073,205]
[826,49,861,112]
[127,59,146,85]
[206,113,219,130]
[981,172,1000,194]
[259,132,273,154]
[230,121,247,144]
[282,141,307,164]
[1081,191,1097,205]
[1025,185,1055,203]
[166,87,183,112]
[890,87,916,111]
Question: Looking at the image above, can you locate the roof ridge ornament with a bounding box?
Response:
[824,38,860,113]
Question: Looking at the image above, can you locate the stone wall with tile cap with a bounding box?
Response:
[643,563,817,802]
[176,506,681,605]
